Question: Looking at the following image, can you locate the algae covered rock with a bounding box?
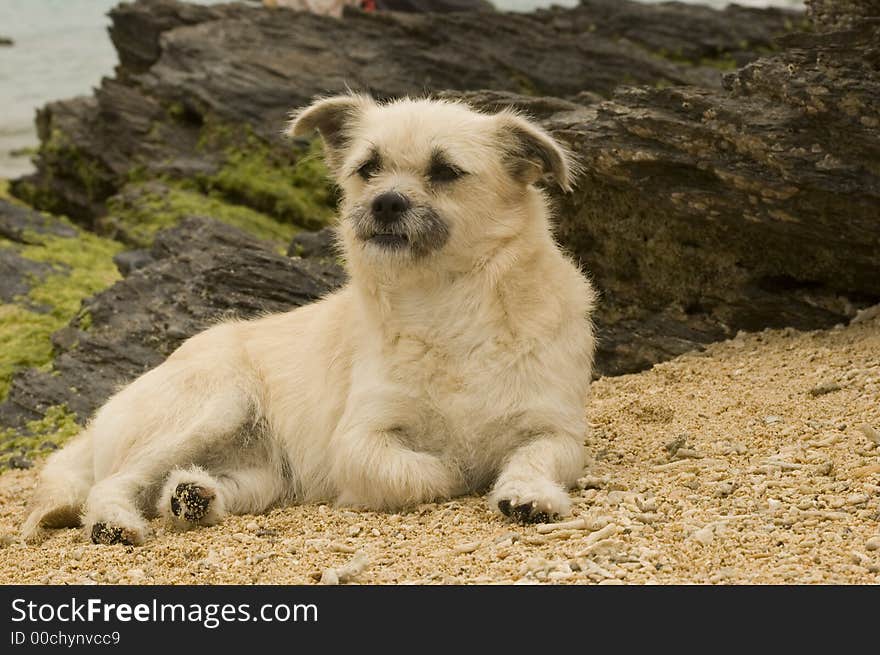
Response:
[11,0,797,223]
[805,0,880,28]
[0,200,124,466]
[0,217,345,441]
[0,199,122,401]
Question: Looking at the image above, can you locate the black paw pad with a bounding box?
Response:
[497,500,551,524]
[171,483,214,522]
[90,522,136,545]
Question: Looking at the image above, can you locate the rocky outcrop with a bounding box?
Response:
[0,217,344,436]
[11,0,797,222]
[534,0,801,66]
[806,0,880,28]
[0,200,124,466]
[455,17,880,373]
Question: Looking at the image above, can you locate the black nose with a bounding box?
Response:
[371,191,410,225]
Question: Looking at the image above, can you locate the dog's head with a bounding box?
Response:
[288,94,575,273]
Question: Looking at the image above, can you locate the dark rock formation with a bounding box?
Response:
[11,0,797,222]
[0,217,344,431]
[288,226,338,260]
[534,0,801,67]
[0,201,70,303]
[374,0,494,11]
[806,0,880,28]
[456,19,880,374]
[0,36,13,47]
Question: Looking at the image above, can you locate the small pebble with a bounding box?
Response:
[665,437,687,457]
[636,496,657,512]
[493,531,520,544]
[320,569,340,585]
[858,424,880,446]
[319,551,370,585]
[692,526,714,546]
[577,475,608,490]
[808,381,841,397]
[847,493,869,506]
[714,482,735,497]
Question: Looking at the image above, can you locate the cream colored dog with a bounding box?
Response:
[22,94,596,545]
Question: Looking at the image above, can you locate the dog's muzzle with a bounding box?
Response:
[350,193,449,257]
[368,191,411,250]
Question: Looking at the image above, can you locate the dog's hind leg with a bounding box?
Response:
[81,343,257,545]
[82,388,253,545]
[21,431,94,543]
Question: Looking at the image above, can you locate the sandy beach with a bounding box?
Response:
[1,310,877,585]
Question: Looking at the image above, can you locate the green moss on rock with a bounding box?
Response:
[652,48,739,71]
[14,128,114,216]
[0,220,122,400]
[0,305,56,401]
[107,182,301,249]
[22,229,123,316]
[208,138,335,231]
[697,55,738,71]
[0,404,80,468]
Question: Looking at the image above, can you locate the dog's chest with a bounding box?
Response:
[382,326,545,429]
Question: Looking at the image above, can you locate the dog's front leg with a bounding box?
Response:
[489,430,585,524]
[332,427,459,511]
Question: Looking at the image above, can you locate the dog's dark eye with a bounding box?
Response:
[356,157,380,180]
[429,162,464,184]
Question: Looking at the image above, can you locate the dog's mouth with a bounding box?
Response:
[366,233,409,249]
[348,203,448,258]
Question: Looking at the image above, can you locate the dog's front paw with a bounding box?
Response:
[158,466,226,529]
[489,478,572,524]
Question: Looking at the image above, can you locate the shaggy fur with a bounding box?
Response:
[22,95,596,545]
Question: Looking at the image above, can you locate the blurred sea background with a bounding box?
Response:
[0,0,806,178]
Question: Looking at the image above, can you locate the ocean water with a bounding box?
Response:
[0,0,805,178]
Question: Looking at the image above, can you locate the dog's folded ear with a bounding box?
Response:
[494,111,578,192]
[287,94,374,169]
